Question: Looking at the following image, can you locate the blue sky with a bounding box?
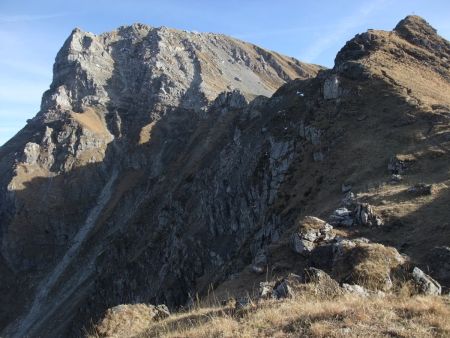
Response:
[1,0,449,146]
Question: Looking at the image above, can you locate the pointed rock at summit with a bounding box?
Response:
[395,15,442,44]
[394,15,450,57]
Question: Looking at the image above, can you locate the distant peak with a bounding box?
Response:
[117,22,152,31]
[71,27,83,34]
[394,15,437,40]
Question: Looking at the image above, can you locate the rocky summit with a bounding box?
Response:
[1,16,450,338]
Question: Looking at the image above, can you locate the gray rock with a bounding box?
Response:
[259,281,274,299]
[407,183,433,196]
[214,90,248,109]
[273,279,292,299]
[323,75,340,99]
[342,192,357,208]
[329,207,354,226]
[291,234,316,255]
[22,142,41,165]
[354,203,383,227]
[291,217,335,255]
[342,283,369,297]
[334,207,352,217]
[155,304,171,320]
[412,267,442,295]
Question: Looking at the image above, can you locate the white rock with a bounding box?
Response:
[412,267,441,295]
[342,283,369,297]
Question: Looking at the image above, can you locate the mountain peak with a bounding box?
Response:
[333,14,449,72]
[394,15,438,40]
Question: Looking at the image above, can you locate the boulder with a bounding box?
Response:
[259,274,301,300]
[273,279,293,299]
[291,216,335,255]
[329,207,353,226]
[155,304,170,319]
[354,203,383,227]
[302,267,341,295]
[412,267,442,295]
[342,283,369,297]
[291,234,315,255]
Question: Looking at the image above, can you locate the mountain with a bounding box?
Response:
[0,24,320,337]
[1,16,449,337]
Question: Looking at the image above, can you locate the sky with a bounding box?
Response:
[1,0,449,146]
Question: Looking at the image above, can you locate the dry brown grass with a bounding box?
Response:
[71,107,111,136]
[94,304,158,338]
[331,241,406,291]
[87,281,450,338]
[349,243,405,289]
[120,292,450,338]
[298,216,329,231]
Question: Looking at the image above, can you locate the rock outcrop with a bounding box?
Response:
[291,216,335,255]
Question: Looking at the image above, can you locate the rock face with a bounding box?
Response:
[1,15,450,338]
[0,24,320,337]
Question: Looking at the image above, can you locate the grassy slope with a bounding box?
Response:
[88,287,450,338]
